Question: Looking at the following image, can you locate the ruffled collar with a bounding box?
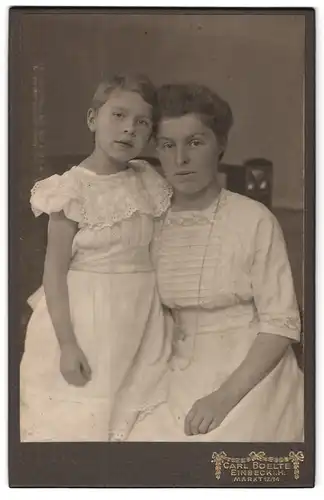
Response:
[73,161,172,228]
[29,160,172,229]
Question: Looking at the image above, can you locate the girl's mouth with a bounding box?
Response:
[176,171,195,176]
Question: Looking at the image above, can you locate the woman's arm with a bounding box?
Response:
[217,332,291,409]
[185,208,301,435]
[185,333,291,435]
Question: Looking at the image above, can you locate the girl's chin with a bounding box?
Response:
[105,151,137,164]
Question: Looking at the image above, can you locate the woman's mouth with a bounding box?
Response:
[114,140,133,148]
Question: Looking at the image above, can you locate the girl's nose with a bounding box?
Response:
[123,120,136,136]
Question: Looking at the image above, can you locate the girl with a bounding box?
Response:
[20,74,173,442]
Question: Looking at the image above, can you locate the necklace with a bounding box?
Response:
[157,188,224,370]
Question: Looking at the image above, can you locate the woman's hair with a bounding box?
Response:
[156,83,234,153]
[90,73,158,126]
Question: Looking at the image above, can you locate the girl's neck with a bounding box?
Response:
[83,148,129,175]
[171,179,221,212]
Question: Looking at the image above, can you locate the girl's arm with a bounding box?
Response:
[43,211,91,386]
[43,211,78,348]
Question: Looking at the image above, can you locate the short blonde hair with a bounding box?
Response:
[91,73,157,115]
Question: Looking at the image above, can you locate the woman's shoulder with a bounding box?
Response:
[223,189,275,223]
[220,190,285,249]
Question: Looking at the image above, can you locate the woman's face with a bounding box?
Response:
[156,113,221,195]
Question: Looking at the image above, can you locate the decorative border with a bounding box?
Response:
[211,451,305,481]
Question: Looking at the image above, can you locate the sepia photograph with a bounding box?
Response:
[8,7,315,487]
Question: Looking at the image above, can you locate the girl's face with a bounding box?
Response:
[88,89,153,162]
[156,114,221,196]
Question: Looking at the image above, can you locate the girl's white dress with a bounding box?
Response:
[129,189,304,442]
[20,161,173,442]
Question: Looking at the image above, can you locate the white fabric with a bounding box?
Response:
[129,189,304,442]
[20,161,173,442]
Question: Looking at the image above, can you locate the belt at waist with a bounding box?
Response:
[170,307,259,371]
[172,304,258,337]
[70,248,153,274]
[70,261,153,274]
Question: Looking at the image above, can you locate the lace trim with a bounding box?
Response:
[131,159,173,217]
[108,399,167,442]
[152,184,173,217]
[165,213,213,226]
[260,315,301,331]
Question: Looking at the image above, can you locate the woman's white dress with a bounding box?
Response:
[129,189,304,442]
[20,161,173,442]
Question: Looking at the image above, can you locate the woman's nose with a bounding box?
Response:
[176,146,189,166]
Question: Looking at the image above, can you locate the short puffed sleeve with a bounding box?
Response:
[30,168,83,223]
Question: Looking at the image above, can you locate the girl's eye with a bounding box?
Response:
[189,139,202,147]
[162,142,174,150]
[112,112,124,119]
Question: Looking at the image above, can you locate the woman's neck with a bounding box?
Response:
[171,179,221,212]
[83,148,129,175]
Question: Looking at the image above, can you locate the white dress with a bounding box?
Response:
[20,161,173,442]
[129,189,304,442]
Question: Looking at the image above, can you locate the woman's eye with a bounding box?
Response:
[189,139,202,147]
[113,112,124,118]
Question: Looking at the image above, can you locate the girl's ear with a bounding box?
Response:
[87,108,97,132]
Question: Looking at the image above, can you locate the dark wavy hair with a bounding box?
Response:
[156,83,233,157]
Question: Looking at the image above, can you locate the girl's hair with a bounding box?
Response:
[156,83,233,153]
[91,73,158,128]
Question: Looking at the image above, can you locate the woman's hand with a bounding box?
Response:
[60,342,92,387]
[184,390,232,436]
[184,333,292,436]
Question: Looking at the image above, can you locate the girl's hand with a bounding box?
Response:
[184,390,232,436]
[60,342,92,387]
